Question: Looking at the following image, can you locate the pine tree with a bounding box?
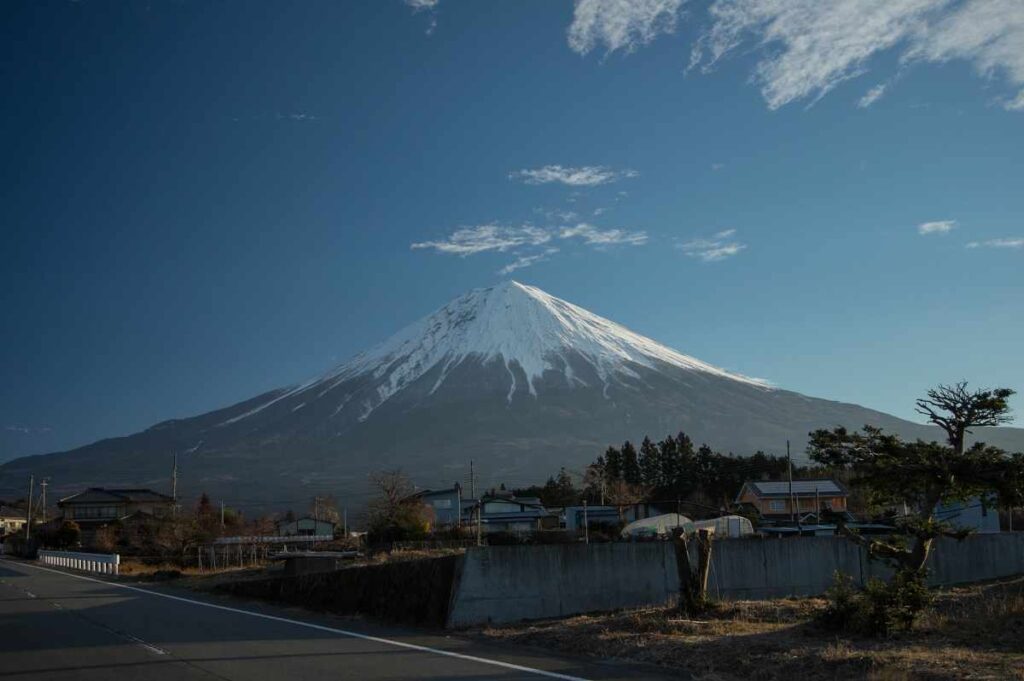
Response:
[656,435,679,495]
[604,445,623,481]
[621,441,641,485]
[639,437,661,489]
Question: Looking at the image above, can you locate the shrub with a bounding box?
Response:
[821,570,933,637]
[820,571,861,631]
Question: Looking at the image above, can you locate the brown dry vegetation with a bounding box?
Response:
[480,577,1024,680]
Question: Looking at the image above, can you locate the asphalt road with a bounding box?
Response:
[0,558,671,681]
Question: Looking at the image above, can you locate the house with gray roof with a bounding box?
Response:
[736,479,848,521]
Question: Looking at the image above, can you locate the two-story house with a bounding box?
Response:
[409,483,464,530]
[735,479,848,522]
[57,488,175,537]
[465,491,556,534]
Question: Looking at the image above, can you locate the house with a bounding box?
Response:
[58,488,174,527]
[464,492,556,534]
[561,504,650,531]
[408,483,463,529]
[275,516,336,537]
[0,506,27,537]
[735,479,848,521]
[935,496,1000,534]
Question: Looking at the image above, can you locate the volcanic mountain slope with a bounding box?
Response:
[3,281,1022,506]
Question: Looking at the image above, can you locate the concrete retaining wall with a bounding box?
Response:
[446,534,1024,627]
[218,554,460,627]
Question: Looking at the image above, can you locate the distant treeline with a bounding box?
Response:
[515,431,827,510]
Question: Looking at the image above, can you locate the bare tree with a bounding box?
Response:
[605,479,649,522]
[366,469,431,538]
[310,494,342,526]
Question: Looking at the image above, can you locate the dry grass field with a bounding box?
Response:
[480,576,1024,680]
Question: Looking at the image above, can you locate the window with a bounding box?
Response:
[768,500,786,512]
[433,499,452,509]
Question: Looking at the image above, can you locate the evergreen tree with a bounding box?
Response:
[197,492,213,519]
[639,437,661,489]
[603,446,623,481]
[540,468,579,506]
[621,441,641,485]
[656,435,679,495]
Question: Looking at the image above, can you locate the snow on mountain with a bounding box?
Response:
[5,279,1024,508]
[225,281,769,426]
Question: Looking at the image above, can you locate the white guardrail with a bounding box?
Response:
[38,550,120,575]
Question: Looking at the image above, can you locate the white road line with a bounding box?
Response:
[1,559,591,681]
[122,632,169,656]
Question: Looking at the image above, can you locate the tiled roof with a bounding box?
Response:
[58,488,174,505]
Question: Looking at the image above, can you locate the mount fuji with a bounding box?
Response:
[3,281,1022,507]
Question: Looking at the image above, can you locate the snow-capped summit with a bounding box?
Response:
[330,279,766,398]
[226,281,767,426]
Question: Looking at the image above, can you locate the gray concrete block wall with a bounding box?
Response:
[927,533,1024,585]
[446,534,1024,627]
[706,536,864,600]
[447,543,678,628]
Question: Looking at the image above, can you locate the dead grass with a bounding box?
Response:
[479,577,1024,680]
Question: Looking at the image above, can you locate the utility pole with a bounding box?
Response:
[787,440,797,526]
[39,478,49,523]
[583,499,589,544]
[476,502,482,547]
[171,453,178,513]
[455,482,462,529]
[343,507,348,538]
[25,475,34,540]
[814,485,821,525]
[470,459,482,545]
[220,501,225,529]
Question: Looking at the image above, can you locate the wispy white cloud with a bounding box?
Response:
[5,424,53,434]
[858,82,889,108]
[568,0,687,55]
[412,219,648,273]
[535,208,580,222]
[689,0,1024,111]
[411,224,550,255]
[966,237,1024,249]
[511,165,639,186]
[498,248,561,275]
[560,223,648,246]
[918,219,956,235]
[277,113,318,121]
[403,0,439,35]
[711,162,726,171]
[678,229,746,261]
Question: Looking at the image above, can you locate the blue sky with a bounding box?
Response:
[2,0,1023,462]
